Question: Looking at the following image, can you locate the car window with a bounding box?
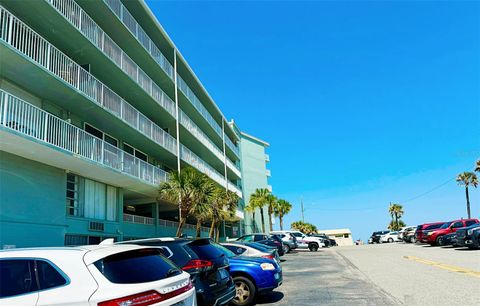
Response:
[0,259,38,298]
[452,221,463,228]
[292,232,303,238]
[223,245,247,255]
[253,235,264,242]
[36,260,68,290]
[187,240,226,260]
[239,235,254,242]
[465,220,477,226]
[94,249,181,284]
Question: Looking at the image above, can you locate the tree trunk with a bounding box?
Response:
[196,219,202,238]
[465,186,471,219]
[251,212,256,232]
[209,219,216,238]
[176,218,186,237]
[216,223,221,242]
[260,208,266,233]
[280,215,284,230]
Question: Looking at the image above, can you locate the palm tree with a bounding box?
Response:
[274,199,292,230]
[266,194,277,232]
[244,201,257,232]
[209,188,239,239]
[456,172,478,219]
[475,160,480,173]
[249,188,271,233]
[158,167,197,237]
[388,203,404,230]
[291,221,317,234]
[189,173,216,238]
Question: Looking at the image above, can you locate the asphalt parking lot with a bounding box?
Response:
[257,243,479,306]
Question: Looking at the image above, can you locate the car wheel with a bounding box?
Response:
[309,243,318,252]
[388,238,393,243]
[283,244,290,253]
[435,236,442,246]
[409,236,415,243]
[232,276,256,306]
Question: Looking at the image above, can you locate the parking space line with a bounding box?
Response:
[403,256,480,278]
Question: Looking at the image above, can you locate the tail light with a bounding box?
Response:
[262,254,275,260]
[273,241,281,246]
[182,259,214,272]
[98,281,193,306]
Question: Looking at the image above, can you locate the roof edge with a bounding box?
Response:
[240,131,270,147]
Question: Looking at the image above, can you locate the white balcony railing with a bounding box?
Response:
[227,183,243,198]
[267,185,273,192]
[46,0,176,117]
[103,0,240,158]
[44,0,240,172]
[123,213,154,225]
[266,169,271,177]
[103,0,174,79]
[226,158,241,177]
[123,214,210,232]
[265,154,270,162]
[180,144,227,188]
[0,6,178,156]
[0,90,169,186]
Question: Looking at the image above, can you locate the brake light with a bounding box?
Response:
[262,254,275,260]
[98,281,193,306]
[182,259,213,271]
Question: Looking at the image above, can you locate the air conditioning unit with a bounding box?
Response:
[89,221,104,232]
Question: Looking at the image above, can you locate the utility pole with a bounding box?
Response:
[301,197,305,222]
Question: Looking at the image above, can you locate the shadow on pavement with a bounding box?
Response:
[256,291,284,305]
[454,247,479,251]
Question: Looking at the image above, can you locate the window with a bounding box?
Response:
[84,123,118,147]
[66,174,81,216]
[452,222,464,228]
[84,179,117,221]
[0,260,37,298]
[223,245,246,255]
[94,249,181,284]
[465,220,477,226]
[123,143,148,162]
[240,235,254,242]
[36,260,67,290]
[64,234,107,246]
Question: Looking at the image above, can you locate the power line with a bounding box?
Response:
[400,176,456,204]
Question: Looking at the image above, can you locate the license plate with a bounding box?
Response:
[172,301,185,306]
[219,269,229,280]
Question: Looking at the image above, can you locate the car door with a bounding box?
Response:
[0,259,39,306]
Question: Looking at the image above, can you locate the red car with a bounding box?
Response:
[415,222,445,242]
[424,218,480,245]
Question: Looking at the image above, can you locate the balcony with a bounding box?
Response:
[267,185,273,192]
[0,90,168,195]
[45,0,176,117]
[102,0,240,158]
[226,158,241,178]
[180,145,226,188]
[266,169,271,177]
[103,0,174,79]
[123,214,210,233]
[228,183,243,198]
[265,154,270,162]
[0,6,177,157]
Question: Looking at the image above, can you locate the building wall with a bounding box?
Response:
[240,135,270,234]
[319,229,354,246]
[0,151,66,247]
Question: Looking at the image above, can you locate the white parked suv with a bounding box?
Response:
[380,231,400,243]
[271,230,325,251]
[0,244,196,306]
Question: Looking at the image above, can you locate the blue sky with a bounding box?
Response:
[146,0,480,240]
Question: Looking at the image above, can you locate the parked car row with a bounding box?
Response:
[1,237,285,306]
[369,218,480,250]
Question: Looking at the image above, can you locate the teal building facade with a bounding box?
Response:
[0,0,269,248]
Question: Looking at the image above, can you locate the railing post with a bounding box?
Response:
[7,13,13,44]
[46,44,51,71]
[43,114,49,142]
[101,140,104,164]
[75,129,80,154]
[121,150,124,172]
[2,92,9,126]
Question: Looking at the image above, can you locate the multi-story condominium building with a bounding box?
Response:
[0,0,270,248]
[234,124,272,234]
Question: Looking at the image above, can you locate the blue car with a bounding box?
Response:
[215,244,282,306]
